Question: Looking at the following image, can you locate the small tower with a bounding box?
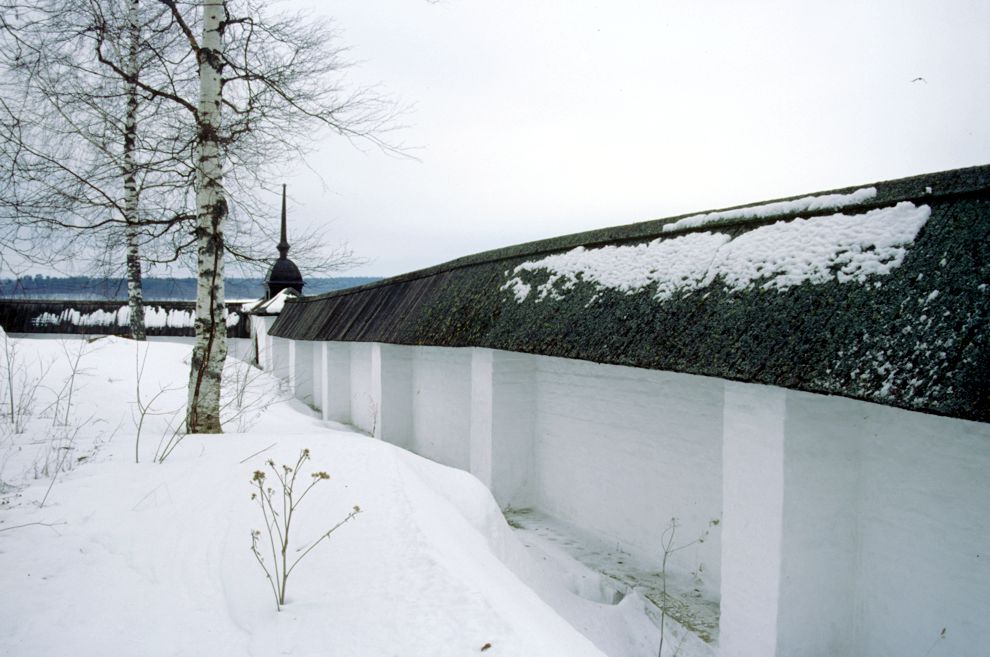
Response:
[265,184,305,299]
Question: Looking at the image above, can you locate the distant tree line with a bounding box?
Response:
[0,276,380,300]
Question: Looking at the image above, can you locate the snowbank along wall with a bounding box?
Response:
[264,164,990,657]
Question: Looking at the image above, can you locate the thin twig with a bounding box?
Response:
[39,424,81,508]
[0,520,67,534]
[287,506,361,576]
[239,442,275,464]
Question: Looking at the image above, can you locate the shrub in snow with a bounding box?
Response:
[220,358,290,434]
[250,448,361,611]
[0,331,50,434]
[131,342,184,464]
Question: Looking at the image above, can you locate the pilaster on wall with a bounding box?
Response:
[321,343,351,423]
[370,343,413,448]
[311,343,323,413]
[775,392,859,657]
[470,349,535,507]
[721,384,860,657]
[250,315,278,370]
[348,343,375,433]
[288,340,314,406]
[720,382,786,657]
[270,336,290,381]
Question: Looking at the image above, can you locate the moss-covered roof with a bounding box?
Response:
[271,164,990,422]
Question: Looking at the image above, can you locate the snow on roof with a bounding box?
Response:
[661,186,877,233]
[506,201,930,302]
[246,289,297,315]
[238,297,265,313]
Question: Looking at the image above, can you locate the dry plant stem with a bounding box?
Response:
[39,423,85,508]
[136,385,180,464]
[2,335,53,433]
[250,449,360,610]
[159,358,281,463]
[154,418,187,464]
[239,442,275,465]
[657,518,708,657]
[286,507,360,579]
[49,340,86,427]
[133,343,182,464]
[4,338,13,422]
[219,359,286,432]
[63,342,80,423]
[250,529,281,610]
[0,520,67,534]
[134,342,149,463]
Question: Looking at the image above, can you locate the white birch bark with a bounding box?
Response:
[186,0,227,433]
[123,0,146,341]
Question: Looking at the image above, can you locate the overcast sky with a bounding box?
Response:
[253,0,989,277]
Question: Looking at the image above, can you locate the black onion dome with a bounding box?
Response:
[267,258,304,292]
[265,184,305,299]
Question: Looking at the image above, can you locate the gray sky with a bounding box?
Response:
[259,0,990,277]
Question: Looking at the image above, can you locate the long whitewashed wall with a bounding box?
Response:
[531,356,723,600]
[294,340,719,586]
[269,338,990,657]
[349,343,375,433]
[411,347,473,470]
[847,400,987,657]
[719,385,990,657]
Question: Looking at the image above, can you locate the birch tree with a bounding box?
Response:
[3,0,401,431]
[122,0,147,338]
[185,0,226,433]
[156,0,401,432]
[0,0,198,339]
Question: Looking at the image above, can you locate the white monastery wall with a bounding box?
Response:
[718,385,990,657]
[269,336,290,380]
[775,391,861,657]
[853,401,990,657]
[469,349,536,507]
[310,343,323,412]
[269,338,989,657]
[288,340,314,407]
[322,342,351,423]
[410,347,472,470]
[719,383,785,657]
[348,342,375,433]
[531,356,723,599]
[248,315,277,370]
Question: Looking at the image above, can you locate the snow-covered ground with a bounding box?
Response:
[0,334,688,657]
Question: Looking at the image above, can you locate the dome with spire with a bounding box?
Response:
[265,184,305,299]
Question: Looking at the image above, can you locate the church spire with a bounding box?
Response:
[264,183,305,300]
[277,183,289,259]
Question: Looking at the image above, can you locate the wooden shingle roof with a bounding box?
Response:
[271,164,990,422]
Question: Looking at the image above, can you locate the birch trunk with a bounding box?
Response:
[186,0,227,433]
[123,0,145,341]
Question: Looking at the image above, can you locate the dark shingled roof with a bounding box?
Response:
[271,164,990,423]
